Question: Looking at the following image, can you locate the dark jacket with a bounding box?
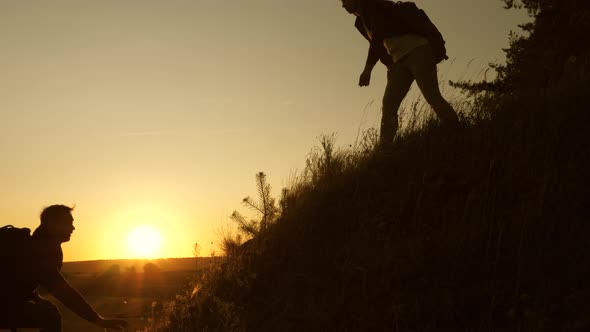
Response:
[355,0,414,69]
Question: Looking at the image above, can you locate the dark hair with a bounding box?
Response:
[40,204,74,226]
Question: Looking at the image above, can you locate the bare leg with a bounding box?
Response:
[406,45,459,128]
[381,62,414,146]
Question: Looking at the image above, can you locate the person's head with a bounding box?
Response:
[39,204,75,243]
[341,0,362,15]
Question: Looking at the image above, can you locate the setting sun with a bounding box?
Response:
[127,225,163,259]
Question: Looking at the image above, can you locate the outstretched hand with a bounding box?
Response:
[95,317,128,330]
[359,69,371,87]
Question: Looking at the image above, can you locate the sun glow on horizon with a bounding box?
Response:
[127,225,163,259]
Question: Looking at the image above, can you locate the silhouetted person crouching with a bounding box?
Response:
[0,205,127,331]
[341,0,460,147]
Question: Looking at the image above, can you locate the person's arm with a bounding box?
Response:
[364,45,381,72]
[42,268,127,329]
[358,3,391,86]
[359,46,380,86]
[354,16,379,86]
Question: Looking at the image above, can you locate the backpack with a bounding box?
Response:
[392,1,449,63]
[0,225,33,288]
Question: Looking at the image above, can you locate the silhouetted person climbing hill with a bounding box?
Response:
[0,205,127,331]
[341,0,460,147]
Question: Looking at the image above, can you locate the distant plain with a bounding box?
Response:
[29,257,217,332]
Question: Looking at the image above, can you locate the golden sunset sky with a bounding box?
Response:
[0,0,528,261]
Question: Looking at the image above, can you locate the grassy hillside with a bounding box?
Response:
[152,81,589,331]
[152,2,590,331]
